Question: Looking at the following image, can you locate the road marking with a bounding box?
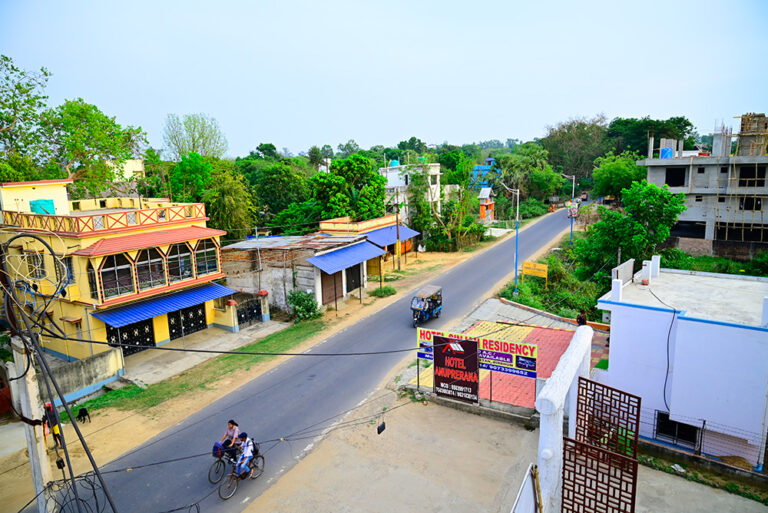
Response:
[303,443,314,452]
[241,497,251,504]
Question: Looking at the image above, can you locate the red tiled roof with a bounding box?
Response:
[73,226,226,257]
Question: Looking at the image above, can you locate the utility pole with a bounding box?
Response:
[395,190,402,271]
[562,173,576,245]
[513,188,520,296]
[8,336,52,513]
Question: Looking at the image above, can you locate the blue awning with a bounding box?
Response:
[365,224,420,248]
[91,282,236,328]
[307,242,386,275]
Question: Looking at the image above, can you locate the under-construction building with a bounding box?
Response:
[639,113,768,260]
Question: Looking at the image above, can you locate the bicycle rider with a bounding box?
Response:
[219,419,240,461]
[234,432,256,478]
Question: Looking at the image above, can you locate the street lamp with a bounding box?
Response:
[499,184,521,296]
[562,173,576,245]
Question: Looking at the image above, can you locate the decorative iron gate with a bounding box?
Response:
[167,303,207,340]
[107,318,155,356]
[236,298,262,328]
[562,377,641,513]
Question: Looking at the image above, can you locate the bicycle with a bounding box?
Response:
[209,442,237,484]
[218,453,265,500]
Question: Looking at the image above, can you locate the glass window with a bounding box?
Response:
[195,239,218,276]
[27,252,45,279]
[87,261,99,300]
[100,254,135,299]
[167,243,193,283]
[55,256,75,284]
[136,248,166,291]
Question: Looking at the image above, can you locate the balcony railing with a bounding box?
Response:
[1,201,207,235]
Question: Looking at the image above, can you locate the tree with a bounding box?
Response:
[540,115,610,179]
[39,98,145,197]
[574,180,686,280]
[0,55,50,158]
[137,147,174,198]
[163,113,228,161]
[203,168,255,237]
[438,149,464,174]
[336,139,360,158]
[254,162,308,215]
[487,142,551,198]
[254,142,279,160]
[307,145,323,167]
[268,200,322,235]
[169,152,212,202]
[606,116,696,156]
[320,144,334,159]
[592,151,646,200]
[397,137,427,154]
[527,166,565,201]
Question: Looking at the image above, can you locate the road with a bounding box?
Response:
[89,212,571,512]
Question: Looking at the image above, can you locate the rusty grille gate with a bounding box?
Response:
[562,377,641,513]
[575,377,641,458]
[562,438,638,513]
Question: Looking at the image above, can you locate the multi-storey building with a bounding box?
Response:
[377,161,441,222]
[0,179,238,362]
[640,113,768,259]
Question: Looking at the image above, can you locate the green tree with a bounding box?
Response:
[574,180,686,280]
[137,147,174,198]
[607,116,696,156]
[307,145,323,167]
[0,55,50,158]
[255,162,308,215]
[336,139,360,158]
[592,151,647,200]
[397,137,427,154]
[268,200,322,235]
[163,113,228,161]
[254,143,280,160]
[169,152,212,202]
[540,115,610,179]
[438,149,464,175]
[39,98,145,197]
[203,168,255,237]
[528,166,565,201]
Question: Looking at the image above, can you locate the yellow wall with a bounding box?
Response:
[0,182,71,215]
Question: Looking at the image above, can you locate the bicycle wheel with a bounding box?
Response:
[218,475,238,500]
[208,459,225,484]
[249,455,265,479]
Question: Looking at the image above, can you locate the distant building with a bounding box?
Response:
[377,162,441,222]
[221,234,385,310]
[0,179,238,362]
[478,187,495,224]
[641,113,768,260]
[595,257,768,469]
[472,158,496,188]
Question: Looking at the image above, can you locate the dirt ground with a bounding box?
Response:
[0,222,552,513]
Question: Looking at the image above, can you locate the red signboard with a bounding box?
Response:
[433,335,479,403]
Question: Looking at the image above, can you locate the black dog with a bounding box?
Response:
[76,407,90,423]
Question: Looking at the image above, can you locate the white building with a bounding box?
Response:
[595,257,768,469]
[378,162,441,222]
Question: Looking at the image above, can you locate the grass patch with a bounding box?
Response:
[661,248,768,277]
[369,286,396,298]
[383,274,402,282]
[64,319,326,418]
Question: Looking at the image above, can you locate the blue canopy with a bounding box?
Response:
[364,224,420,248]
[307,242,386,275]
[91,282,236,328]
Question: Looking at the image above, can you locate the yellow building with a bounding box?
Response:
[0,179,239,361]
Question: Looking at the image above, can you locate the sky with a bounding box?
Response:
[2,0,767,158]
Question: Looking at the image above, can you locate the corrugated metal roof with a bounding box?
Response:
[306,242,385,275]
[223,234,364,251]
[365,224,420,247]
[74,226,226,257]
[91,282,236,328]
[478,187,494,199]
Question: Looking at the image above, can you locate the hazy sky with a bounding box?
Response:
[2,0,767,158]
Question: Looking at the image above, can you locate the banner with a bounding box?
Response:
[418,327,537,378]
[433,336,478,403]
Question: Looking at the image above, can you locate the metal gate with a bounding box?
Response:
[107,318,155,356]
[562,377,641,513]
[345,263,361,292]
[167,303,207,340]
[236,298,262,328]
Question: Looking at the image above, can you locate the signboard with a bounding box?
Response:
[418,328,537,378]
[521,261,548,289]
[433,336,479,403]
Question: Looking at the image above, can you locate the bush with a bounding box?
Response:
[518,198,548,219]
[287,290,321,321]
[370,286,396,298]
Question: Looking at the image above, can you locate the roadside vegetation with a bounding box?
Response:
[369,286,396,298]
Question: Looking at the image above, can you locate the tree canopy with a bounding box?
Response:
[606,116,696,156]
[163,113,228,161]
[540,115,611,179]
[0,55,50,158]
[591,151,647,200]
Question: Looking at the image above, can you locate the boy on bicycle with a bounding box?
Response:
[234,432,256,478]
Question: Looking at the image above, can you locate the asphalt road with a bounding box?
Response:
[86,211,572,513]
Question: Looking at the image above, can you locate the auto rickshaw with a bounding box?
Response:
[411,285,442,328]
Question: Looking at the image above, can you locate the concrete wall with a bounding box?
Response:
[37,348,124,406]
[0,181,71,215]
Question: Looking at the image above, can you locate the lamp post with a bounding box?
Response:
[562,173,576,245]
[500,184,521,296]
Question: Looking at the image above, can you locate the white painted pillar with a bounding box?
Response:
[535,327,593,513]
[651,255,661,278]
[611,279,623,302]
[641,260,651,285]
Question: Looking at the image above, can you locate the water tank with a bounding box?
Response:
[659,148,674,159]
[389,160,400,167]
[30,199,55,215]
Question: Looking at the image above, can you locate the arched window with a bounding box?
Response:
[136,248,166,291]
[167,243,193,283]
[100,254,134,299]
[195,239,218,276]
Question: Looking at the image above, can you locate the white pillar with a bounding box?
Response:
[611,279,622,302]
[651,255,661,277]
[641,260,652,285]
